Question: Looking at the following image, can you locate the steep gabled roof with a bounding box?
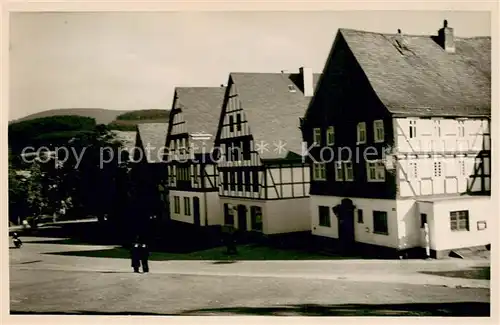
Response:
[174,87,227,152]
[228,72,321,160]
[338,28,491,117]
[136,123,169,163]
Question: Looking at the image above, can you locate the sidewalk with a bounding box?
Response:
[10,238,491,290]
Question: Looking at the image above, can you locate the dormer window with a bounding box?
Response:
[288,85,296,93]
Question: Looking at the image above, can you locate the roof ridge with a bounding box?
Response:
[339,27,490,39]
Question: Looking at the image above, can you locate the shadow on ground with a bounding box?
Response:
[10,302,490,316]
[419,267,490,280]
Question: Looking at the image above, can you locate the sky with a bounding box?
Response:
[9,11,491,120]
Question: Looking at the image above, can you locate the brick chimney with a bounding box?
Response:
[438,19,455,53]
[299,67,313,97]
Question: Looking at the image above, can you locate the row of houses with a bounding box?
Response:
[133,20,492,259]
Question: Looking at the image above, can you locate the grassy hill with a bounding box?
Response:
[11,108,131,125]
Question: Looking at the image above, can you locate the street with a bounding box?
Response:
[9,237,490,316]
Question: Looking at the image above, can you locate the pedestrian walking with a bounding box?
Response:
[130,236,141,273]
[139,242,150,273]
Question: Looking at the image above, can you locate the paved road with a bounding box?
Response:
[9,237,490,316]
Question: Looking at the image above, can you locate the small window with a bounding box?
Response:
[244,171,251,192]
[458,121,465,137]
[224,203,234,225]
[420,213,427,228]
[237,170,243,191]
[326,126,335,145]
[434,120,441,137]
[313,128,321,145]
[433,161,443,177]
[230,172,236,191]
[344,161,354,181]
[236,113,242,131]
[250,206,263,231]
[374,120,385,143]
[313,163,327,181]
[357,209,364,223]
[174,196,180,214]
[318,206,331,227]
[450,210,469,231]
[460,160,466,176]
[357,122,367,144]
[252,170,259,192]
[373,211,388,235]
[222,171,228,191]
[409,161,418,178]
[334,161,343,181]
[184,197,191,216]
[409,120,417,138]
[367,161,385,182]
[229,115,234,132]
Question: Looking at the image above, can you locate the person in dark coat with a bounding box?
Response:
[130,236,141,273]
[139,242,150,273]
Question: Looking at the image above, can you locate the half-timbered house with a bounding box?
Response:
[133,123,170,223]
[301,20,491,258]
[165,87,226,228]
[214,69,320,236]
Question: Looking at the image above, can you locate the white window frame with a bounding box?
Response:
[366,160,386,182]
[326,126,335,145]
[373,120,385,143]
[313,163,326,181]
[173,196,180,214]
[334,161,343,181]
[357,122,367,144]
[313,128,322,146]
[344,161,354,181]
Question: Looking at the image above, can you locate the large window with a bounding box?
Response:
[313,128,322,145]
[224,203,234,225]
[318,206,331,227]
[313,163,326,181]
[367,161,385,182]
[373,211,388,235]
[357,122,367,144]
[344,161,354,181]
[184,197,191,216]
[334,161,343,181]
[250,206,263,231]
[450,210,469,231]
[173,196,180,214]
[373,120,385,143]
[326,126,335,145]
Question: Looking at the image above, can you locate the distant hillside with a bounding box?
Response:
[11,108,131,125]
[108,109,170,131]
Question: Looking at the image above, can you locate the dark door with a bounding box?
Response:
[193,197,200,226]
[337,199,356,252]
[237,205,247,231]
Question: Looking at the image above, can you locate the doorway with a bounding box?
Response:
[193,197,200,226]
[237,205,247,231]
[336,199,356,252]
